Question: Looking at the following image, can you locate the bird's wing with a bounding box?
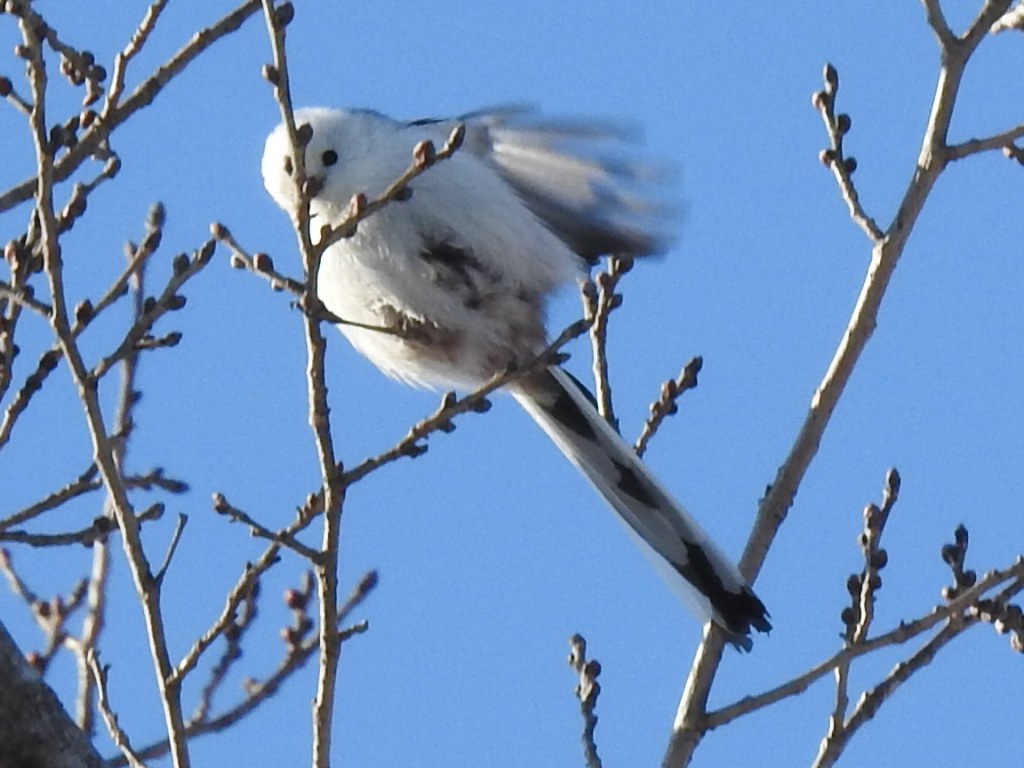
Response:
[408,106,672,262]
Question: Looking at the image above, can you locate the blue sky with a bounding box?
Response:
[2,2,1022,766]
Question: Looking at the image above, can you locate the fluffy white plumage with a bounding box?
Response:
[262,106,770,647]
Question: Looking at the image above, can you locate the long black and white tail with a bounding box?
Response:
[510,366,770,649]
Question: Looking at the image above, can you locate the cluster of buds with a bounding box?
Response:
[940,524,976,600]
[970,598,1024,654]
[581,256,632,323]
[567,633,601,707]
[840,469,900,641]
[58,49,106,93]
[812,63,858,176]
[942,526,1023,653]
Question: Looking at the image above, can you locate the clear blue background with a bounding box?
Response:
[1,2,1022,766]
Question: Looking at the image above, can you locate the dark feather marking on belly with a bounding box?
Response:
[378,303,463,360]
[418,241,502,309]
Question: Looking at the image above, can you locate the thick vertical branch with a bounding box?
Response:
[18,18,191,768]
[661,3,1011,765]
[261,4,346,767]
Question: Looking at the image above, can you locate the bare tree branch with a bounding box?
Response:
[567,634,603,768]
[259,5,345,765]
[0,1,262,213]
[580,256,633,428]
[707,556,1024,729]
[663,5,1017,765]
[87,649,149,768]
[634,356,702,458]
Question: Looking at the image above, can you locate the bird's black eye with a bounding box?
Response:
[322,149,338,167]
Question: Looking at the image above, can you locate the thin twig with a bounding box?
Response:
[78,528,110,734]
[0,501,163,548]
[0,464,99,531]
[567,634,603,768]
[190,575,260,724]
[341,319,590,487]
[852,469,901,645]
[1,519,115,548]
[216,226,305,295]
[335,570,378,627]
[260,5,345,766]
[811,64,884,242]
[89,237,217,381]
[16,3,107,107]
[0,467,185,534]
[0,281,51,315]
[0,1,263,214]
[634,356,702,457]
[105,0,172,110]
[211,492,319,560]
[215,224,404,336]
[87,649,150,768]
[0,546,90,664]
[0,345,62,452]
[171,553,279,687]
[312,123,468,256]
[0,214,207,454]
[580,256,633,428]
[1,76,33,114]
[814,621,959,767]
[822,468,901,761]
[110,573,374,768]
[946,122,1024,160]
[153,514,188,585]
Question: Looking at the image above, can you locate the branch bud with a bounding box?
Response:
[823,62,839,94]
[347,192,367,218]
[445,122,466,152]
[172,252,190,276]
[413,139,436,167]
[253,252,274,273]
[273,2,295,28]
[261,63,280,85]
[74,299,94,326]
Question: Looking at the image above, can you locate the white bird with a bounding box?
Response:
[262,106,770,648]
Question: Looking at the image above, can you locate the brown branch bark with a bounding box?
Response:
[0,620,104,768]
